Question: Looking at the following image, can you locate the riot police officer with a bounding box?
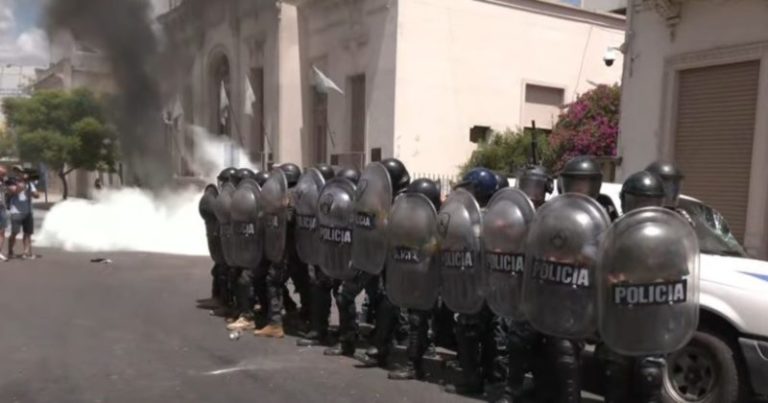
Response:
[560,156,619,221]
[297,164,349,347]
[197,182,224,310]
[254,163,311,338]
[443,167,499,396]
[645,162,693,223]
[386,178,443,381]
[325,158,410,362]
[210,167,239,318]
[598,170,675,403]
[495,164,554,403]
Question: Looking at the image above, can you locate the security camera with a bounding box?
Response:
[604,47,618,67]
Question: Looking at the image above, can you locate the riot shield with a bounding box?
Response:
[200,185,225,265]
[293,168,326,266]
[261,169,289,264]
[598,207,699,356]
[437,188,485,315]
[352,162,394,274]
[214,182,237,267]
[316,178,357,281]
[385,193,440,311]
[482,188,536,319]
[522,194,610,339]
[231,178,264,270]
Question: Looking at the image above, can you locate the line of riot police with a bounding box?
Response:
[197,156,699,403]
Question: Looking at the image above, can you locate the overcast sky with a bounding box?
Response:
[0,0,168,67]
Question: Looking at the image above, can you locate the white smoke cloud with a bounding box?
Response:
[35,127,258,256]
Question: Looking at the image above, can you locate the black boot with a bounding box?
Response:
[324,340,355,356]
[297,330,327,347]
[445,314,484,396]
[388,360,424,380]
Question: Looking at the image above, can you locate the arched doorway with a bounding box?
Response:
[209,52,231,137]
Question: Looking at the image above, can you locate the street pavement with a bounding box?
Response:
[0,248,604,403]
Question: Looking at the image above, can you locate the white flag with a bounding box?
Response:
[219,81,230,127]
[312,66,344,95]
[244,76,256,116]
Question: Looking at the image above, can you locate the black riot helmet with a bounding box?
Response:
[457,167,498,207]
[199,184,218,221]
[559,156,603,199]
[336,167,361,185]
[380,158,411,194]
[280,163,302,188]
[254,171,270,187]
[645,161,684,207]
[517,165,554,208]
[217,167,237,188]
[314,163,335,181]
[620,171,666,213]
[407,178,442,211]
[495,173,510,191]
[235,168,258,183]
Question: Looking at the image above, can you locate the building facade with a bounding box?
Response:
[617,0,768,258]
[292,0,625,175]
[159,0,303,170]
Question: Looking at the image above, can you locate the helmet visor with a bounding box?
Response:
[621,193,663,213]
[661,178,682,207]
[518,176,548,206]
[561,176,602,198]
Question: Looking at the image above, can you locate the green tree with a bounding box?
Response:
[2,89,118,199]
[461,129,555,177]
[0,126,18,158]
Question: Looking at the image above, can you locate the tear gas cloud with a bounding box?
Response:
[36,129,257,256]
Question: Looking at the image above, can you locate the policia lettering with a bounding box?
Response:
[319,225,352,244]
[441,250,474,269]
[485,252,525,275]
[530,258,590,288]
[355,212,377,230]
[234,223,256,236]
[295,214,317,231]
[613,280,687,306]
[392,246,421,264]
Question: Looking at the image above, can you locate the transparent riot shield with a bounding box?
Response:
[482,188,536,319]
[200,185,225,265]
[231,178,263,270]
[316,178,357,280]
[262,169,289,264]
[437,188,485,315]
[293,168,326,266]
[352,163,393,274]
[522,194,610,339]
[214,182,237,268]
[598,207,699,356]
[385,193,440,311]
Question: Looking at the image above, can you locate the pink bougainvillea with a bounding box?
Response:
[549,84,620,170]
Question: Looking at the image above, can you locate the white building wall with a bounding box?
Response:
[394,0,625,175]
[618,1,768,257]
[297,0,398,165]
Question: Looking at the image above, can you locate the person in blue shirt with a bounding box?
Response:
[7,169,39,259]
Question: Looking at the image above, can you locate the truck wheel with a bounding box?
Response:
[662,330,748,403]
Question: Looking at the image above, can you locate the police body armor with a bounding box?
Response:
[351,162,393,275]
[316,177,357,281]
[200,185,225,264]
[294,168,326,266]
[262,169,289,264]
[230,178,264,270]
[522,194,610,339]
[214,182,237,268]
[385,192,440,311]
[482,188,536,319]
[597,207,699,355]
[437,188,485,315]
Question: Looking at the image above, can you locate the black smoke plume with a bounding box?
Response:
[45,0,171,190]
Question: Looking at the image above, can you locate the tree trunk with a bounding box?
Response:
[58,168,69,200]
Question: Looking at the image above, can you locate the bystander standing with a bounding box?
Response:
[7,166,40,259]
[0,165,8,261]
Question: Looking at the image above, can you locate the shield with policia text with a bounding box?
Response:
[522,193,610,339]
[597,207,700,356]
[385,193,441,311]
[293,168,326,266]
[437,188,485,315]
[214,182,237,268]
[200,184,225,265]
[230,178,264,270]
[262,169,289,264]
[351,162,393,275]
[316,177,357,281]
[482,188,536,319]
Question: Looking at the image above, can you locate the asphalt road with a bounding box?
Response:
[0,248,603,403]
